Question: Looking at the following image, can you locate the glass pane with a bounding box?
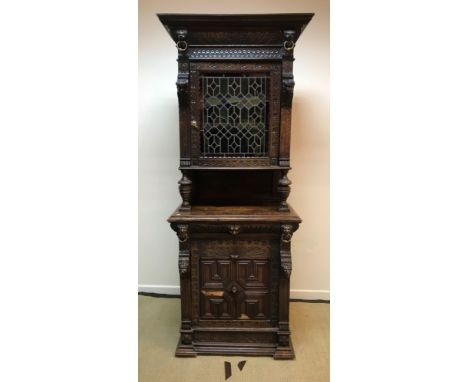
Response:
[202,76,268,157]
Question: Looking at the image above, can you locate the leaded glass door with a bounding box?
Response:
[190,62,281,167]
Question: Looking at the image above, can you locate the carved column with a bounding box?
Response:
[279,30,296,168]
[178,170,192,211]
[278,170,292,212]
[175,224,195,354]
[176,29,191,168]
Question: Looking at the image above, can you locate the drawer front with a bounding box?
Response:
[193,237,278,322]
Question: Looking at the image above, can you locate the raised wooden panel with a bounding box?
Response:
[200,294,235,320]
[197,239,272,321]
[200,259,232,288]
[237,260,270,288]
[240,291,270,320]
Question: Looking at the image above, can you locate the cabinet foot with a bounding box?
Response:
[273,339,295,360]
[175,338,197,357]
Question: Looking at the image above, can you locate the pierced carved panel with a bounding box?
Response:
[188,47,283,60]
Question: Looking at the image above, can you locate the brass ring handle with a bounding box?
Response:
[176,40,188,52]
[283,40,295,51]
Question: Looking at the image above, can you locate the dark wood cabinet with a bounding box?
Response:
[158,13,313,359]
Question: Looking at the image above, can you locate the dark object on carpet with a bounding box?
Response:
[238,360,247,371]
[224,361,232,380]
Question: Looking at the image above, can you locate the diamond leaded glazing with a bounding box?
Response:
[202,76,268,157]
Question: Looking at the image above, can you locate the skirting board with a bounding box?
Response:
[138,284,329,301]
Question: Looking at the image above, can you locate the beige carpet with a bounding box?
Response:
[139,296,329,382]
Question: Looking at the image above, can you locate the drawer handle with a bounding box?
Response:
[230,254,239,260]
[231,286,238,294]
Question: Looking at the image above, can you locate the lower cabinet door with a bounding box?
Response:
[194,236,278,323]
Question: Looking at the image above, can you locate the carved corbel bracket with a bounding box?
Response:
[175,29,189,103]
[281,224,294,244]
[176,224,189,243]
[280,224,294,278]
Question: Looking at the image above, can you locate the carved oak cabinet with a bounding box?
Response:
[158,13,313,360]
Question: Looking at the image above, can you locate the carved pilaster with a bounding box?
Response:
[175,221,193,353]
[281,77,295,108]
[279,30,296,167]
[280,251,292,278]
[178,171,192,211]
[278,170,292,212]
[178,249,190,276]
[176,30,189,104]
[281,30,296,108]
[175,28,190,169]
[280,224,294,278]
[176,76,189,103]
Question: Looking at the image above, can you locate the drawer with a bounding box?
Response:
[192,237,278,259]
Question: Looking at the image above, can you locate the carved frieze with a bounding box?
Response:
[193,158,271,167]
[187,47,283,60]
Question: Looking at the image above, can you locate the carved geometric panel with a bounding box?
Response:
[239,291,270,320]
[200,260,232,288]
[200,294,235,320]
[199,257,271,320]
[237,260,270,288]
[199,260,235,319]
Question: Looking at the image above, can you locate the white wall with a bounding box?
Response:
[139,0,329,300]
